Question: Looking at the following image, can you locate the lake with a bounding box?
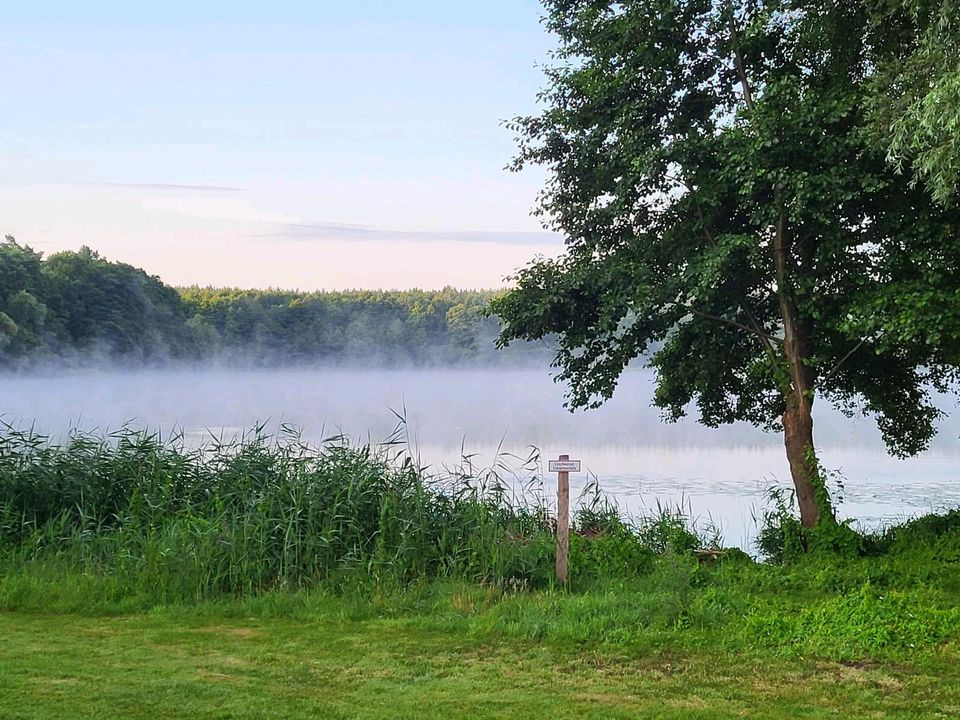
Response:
[1,367,958,550]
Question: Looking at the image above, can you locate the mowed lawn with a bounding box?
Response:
[1,612,958,720]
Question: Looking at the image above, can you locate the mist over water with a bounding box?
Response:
[2,366,958,549]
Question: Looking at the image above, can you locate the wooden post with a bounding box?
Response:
[556,453,570,586]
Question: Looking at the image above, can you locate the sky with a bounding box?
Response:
[0,1,563,290]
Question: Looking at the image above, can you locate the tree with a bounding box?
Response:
[0,236,44,307]
[6,290,48,354]
[0,312,17,350]
[492,0,960,527]
[868,0,960,205]
[41,246,195,358]
[0,237,53,358]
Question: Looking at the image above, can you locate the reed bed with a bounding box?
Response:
[0,422,687,603]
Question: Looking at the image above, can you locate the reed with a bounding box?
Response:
[0,421,691,603]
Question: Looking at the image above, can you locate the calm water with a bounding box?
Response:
[1,367,958,549]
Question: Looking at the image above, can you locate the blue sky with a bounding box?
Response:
[1,1,562,289]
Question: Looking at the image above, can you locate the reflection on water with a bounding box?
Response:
[1,367,957,549]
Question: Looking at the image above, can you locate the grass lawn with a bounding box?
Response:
[2,610,958,720]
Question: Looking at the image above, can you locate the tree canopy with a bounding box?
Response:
[179,286,520,365]
[0,237,537,368]
[492,0,960,527]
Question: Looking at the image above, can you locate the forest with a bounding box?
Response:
[0,236,536,367]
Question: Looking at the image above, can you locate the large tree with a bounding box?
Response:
[492,0,960,527]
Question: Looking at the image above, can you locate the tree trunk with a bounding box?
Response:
[783,399,821,528]
[773,209,827,529]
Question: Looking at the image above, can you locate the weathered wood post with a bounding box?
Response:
[549,454,580,587]
[556,453,570,586]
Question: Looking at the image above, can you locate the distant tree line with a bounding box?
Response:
[0,237,545,368]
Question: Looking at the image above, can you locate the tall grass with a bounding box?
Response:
[1,422,704,603]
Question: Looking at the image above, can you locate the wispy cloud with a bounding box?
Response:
[262,221,562,246]
[3,180,243,193]
[95,181,242,193]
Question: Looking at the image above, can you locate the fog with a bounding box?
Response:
[2,366,958,549]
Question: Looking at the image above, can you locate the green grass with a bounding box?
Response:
[2,567,960,718]
[2,602,959,720]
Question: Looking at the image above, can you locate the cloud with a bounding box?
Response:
[96,182,242,193]
[4,180,243,193]
[262,221,562,246]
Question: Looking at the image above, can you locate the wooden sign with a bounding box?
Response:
[551,454,580,587]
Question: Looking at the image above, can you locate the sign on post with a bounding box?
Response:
[551,454,580,586]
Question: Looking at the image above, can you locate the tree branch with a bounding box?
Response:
[822,339,867,380]
[730,19,755,111]
[691,203,782,367]
[686,306,784,345]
